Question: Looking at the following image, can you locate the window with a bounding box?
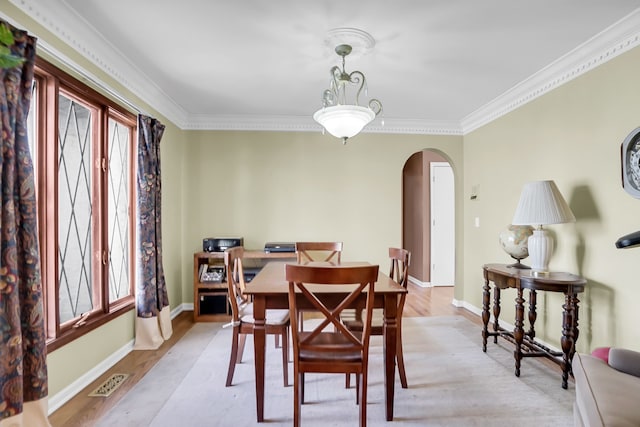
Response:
[32,58,137,352]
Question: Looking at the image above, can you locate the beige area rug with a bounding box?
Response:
[96,316,574,426]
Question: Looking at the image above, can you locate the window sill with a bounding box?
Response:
[46,301,135,354]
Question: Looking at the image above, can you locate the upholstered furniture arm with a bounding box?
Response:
[609,348,640,378]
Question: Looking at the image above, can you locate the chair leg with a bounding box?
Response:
[281,328,289,387]
[359,371,368,427]
[397,321,408,389]
[275,334,280,348]
[237,334,247,363]
[355,373,360,405]
[345,372,351,389]
[225,327,240,387]
[301,373,305,404]
[293,371,302,427]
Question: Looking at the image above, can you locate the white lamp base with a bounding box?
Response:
[527,228,553,272]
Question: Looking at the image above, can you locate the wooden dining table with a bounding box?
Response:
[244,260,407,422]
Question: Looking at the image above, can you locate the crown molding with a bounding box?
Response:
[461,8,640,134]
[8,1,640,135]
[7,0,189,126]
[366,119,463,136]
[184,114,463,135]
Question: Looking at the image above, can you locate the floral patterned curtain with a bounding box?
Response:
[0,20,51,427]
[134,115,172,350]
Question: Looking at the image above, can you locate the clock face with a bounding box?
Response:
[622,127,640,199]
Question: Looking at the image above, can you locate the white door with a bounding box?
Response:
[430,162,455,286]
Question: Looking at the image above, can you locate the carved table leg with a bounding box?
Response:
[492,287,501,344]
[571,294,581,371]
[514,286,525,377]
[482,275,490,352]
[560,292,576,389]
[527,289,537,339]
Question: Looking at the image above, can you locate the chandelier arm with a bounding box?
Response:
[369,99,383,116]
[349,71,365,106]
[330,65,343,104]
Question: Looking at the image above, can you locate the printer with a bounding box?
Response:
[264,242,296,253]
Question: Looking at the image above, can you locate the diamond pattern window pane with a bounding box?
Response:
[108,118,130,302]
[58,94,94,324]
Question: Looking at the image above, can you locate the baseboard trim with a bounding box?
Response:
[409,276,454,288]
[48,303,189,415]
[409,276,430,287]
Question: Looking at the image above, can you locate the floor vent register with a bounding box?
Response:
[88,373,129,397]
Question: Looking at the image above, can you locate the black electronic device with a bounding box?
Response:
[203,237,244,252]
[264,242,296,253]
[198,291,229,315]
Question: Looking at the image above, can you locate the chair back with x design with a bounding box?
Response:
[295,241,343,264]
[285,263,379,427]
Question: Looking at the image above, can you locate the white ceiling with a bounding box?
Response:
[9,0,640,134]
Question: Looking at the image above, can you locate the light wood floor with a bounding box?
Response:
[49,285,477,427]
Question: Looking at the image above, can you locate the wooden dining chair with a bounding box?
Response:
[285,263,379,427]
[294,242,343,330]
[295,241,343,264]
[342,247,411,389]
[224,246,290,387]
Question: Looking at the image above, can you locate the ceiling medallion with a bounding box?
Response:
[324,28,376,59]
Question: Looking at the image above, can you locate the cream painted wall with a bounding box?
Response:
[182,131,464,302]
[161,123,187,308]
[463,45,640,352]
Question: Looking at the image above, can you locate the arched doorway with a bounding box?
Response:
[402,149,455,287]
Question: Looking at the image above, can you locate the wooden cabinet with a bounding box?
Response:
[193,250,296,322]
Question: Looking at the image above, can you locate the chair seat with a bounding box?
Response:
[341,308,385,331]
[298,331,363,363]
[240,303,289,325]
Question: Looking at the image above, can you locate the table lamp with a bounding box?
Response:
[511,180,576,273]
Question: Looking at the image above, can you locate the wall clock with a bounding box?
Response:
[621,127,640,198]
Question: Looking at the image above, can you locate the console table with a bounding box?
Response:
[481,263,586,388]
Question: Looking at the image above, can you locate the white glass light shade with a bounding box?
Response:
[511,180,575,272]
[313,105,375,141]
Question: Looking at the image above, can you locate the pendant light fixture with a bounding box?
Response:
[313,34,382,144]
